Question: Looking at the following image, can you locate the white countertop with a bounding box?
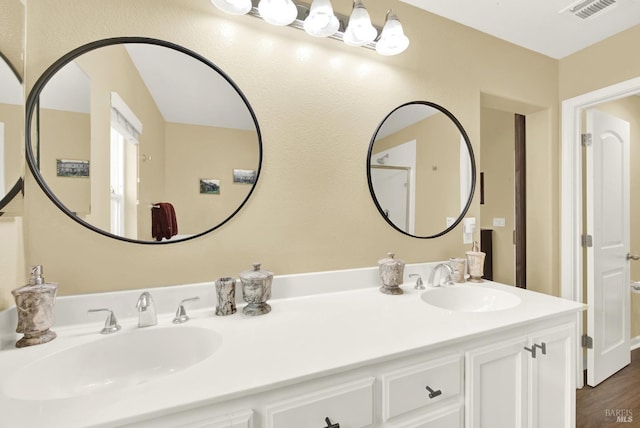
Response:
[0,268,585,428]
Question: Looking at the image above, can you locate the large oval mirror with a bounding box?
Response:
[26,38,262,243]
[367,101,476,238]
[0,51,24,212]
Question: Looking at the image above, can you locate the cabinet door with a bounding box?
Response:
[529,323,576,428]
[466,337,529,428]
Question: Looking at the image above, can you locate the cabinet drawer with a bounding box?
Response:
[381,354,463,421]
[264,377,374,428]
[389,404,463,428]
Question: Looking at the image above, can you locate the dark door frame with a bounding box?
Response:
[515,114,526,288]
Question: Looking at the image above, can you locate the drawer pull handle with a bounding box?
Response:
[425,385,442,399]
[324,417,340,428]
[524,345,537,358]
[525,342,547,358]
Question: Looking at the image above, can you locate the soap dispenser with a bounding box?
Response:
[11,265,59,348]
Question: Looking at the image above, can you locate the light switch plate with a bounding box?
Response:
[493,217,506,227]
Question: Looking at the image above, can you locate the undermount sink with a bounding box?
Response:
[420,285,521,312]
[3,326,222,400]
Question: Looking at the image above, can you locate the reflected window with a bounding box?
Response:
[110,128,125,235]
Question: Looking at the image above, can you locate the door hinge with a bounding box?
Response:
[582,133,592,147]
[582,334,593,349]
[582,234,593,247]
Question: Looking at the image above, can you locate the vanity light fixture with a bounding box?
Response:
[303,0,340,37]
[258,0,298,26]
[375,9,409,56]
[210,0,410,56]
[343,0,377,46]
[210,0,253,15]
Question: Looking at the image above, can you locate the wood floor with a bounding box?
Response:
[576,348,640,427]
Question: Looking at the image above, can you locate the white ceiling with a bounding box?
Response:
[38,44,256,131]
[125,44,255,131]
[399,0,640,59]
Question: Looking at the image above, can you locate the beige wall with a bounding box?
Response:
[165,123,259,236]
[4,0,564,304]
[480,107,515,285]
[39,109,91,215]
[0,0,24,79]
[559,25,640,101]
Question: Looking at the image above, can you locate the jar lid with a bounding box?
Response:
[378,252,404,267]
[240,263,274,282]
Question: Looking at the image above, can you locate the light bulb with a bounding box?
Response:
[343,0,377,46]
[258,0,298,26]
[210,0,252,15]
[376,10,409,56]
[303,0,339,37]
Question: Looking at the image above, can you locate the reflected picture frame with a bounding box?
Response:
[233,169,256,184]
[200,178,220,195]
[56,159,90,178]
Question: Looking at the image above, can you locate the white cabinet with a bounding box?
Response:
[116,319,576,428]
[465,323,575,428]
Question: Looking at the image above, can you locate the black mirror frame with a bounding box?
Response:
[0,50,24,213]
[25,37,263,244]
[366,100,476,239]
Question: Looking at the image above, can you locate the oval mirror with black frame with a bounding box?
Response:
[367,101,476,239]
[26,37,262,243]
[0,51,24,213]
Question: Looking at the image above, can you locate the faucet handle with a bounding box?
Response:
[173,297,200,324]
[88,308,121,334]
[409,274,425,290]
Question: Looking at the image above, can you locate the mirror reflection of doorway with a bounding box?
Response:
[370,165,411,233]
[480,107,525,287]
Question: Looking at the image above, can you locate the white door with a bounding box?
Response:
[585,108,631,387]
[370,166,410,232]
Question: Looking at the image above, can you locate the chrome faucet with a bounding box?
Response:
[136,291,157,327]
[428,263,454,287]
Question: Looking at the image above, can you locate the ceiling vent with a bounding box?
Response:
[561,0,618,19]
